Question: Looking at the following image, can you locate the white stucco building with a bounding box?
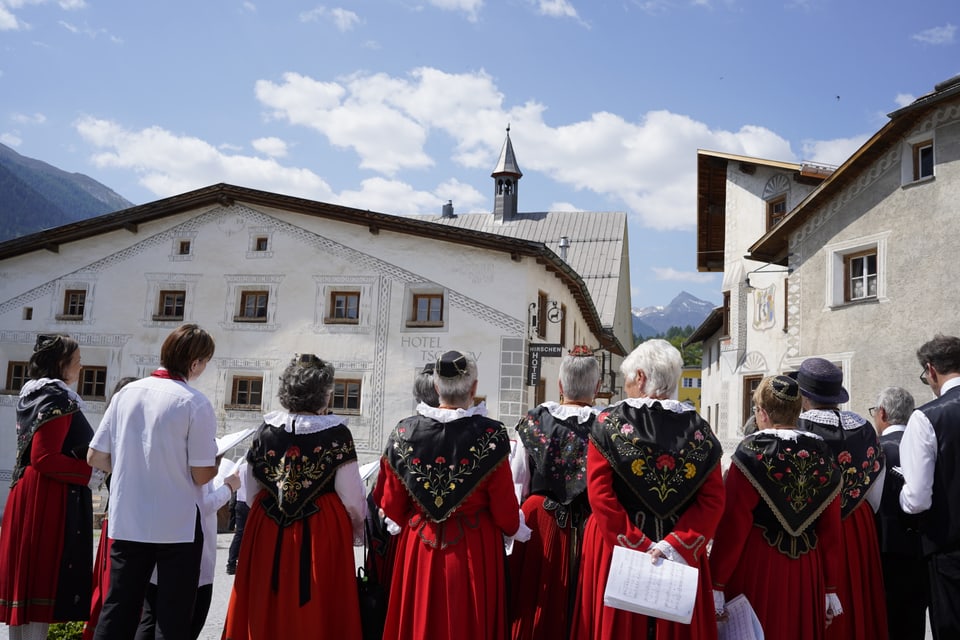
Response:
[0,132,633,513]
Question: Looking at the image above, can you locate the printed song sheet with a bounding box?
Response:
[602,545,699,624]
[718,594,764,640]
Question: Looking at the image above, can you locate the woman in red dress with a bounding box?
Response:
[508,345,600,640]
[795,358,888,640]
[0,334,101,640]
[222,354,366,640]
[380,350,530,640]
[711,375,844,639]
[571,339,724,640]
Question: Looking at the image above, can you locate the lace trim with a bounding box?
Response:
[614,397,693,414]
[541,401,601,423]
[799,409,866,430]
[755,428,825,442]
[416,401,488,423]
[262,410,349,434]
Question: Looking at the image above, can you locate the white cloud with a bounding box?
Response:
[241,2,256,12]
[800,134,869,167]
[651,267,714,284]
[251,136,288,157]
[11,112,46,124]
[58,0,86,9]
[912,24,956,45]
[299,6,361,31]
[426,0,483,22]
[894,93,915,108]
[0,132,22,146]
[549,201,580,211]
[535,0,578,19]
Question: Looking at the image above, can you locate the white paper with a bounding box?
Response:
[214,457,241,488]
[603,545,699,624]
[718,594,764,640]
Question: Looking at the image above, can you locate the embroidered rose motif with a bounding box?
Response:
[694,430,704,442]
[837,451,853,465]
[655,454,676,470]
[631,459,646,476]
[798,450,810,459]
[866,446,875,458]
[285,445,301,458]
[412,458,421,465]
[597,412,609,423]
[435,456,446,464]
[849,488,861,498]
[621,423,635,435]
[460,458,469,465]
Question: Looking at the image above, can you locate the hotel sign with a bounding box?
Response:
[527,343,563,385]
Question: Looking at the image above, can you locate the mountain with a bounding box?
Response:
[0,143,134,242]
[632,291,715,338]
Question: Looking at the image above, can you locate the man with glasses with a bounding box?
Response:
[900,334,960,639]
[872,387,927,640]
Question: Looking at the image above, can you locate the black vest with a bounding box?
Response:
[874,430,923,556]
[917,385,960,554]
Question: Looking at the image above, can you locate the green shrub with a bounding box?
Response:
[47,621,85,640]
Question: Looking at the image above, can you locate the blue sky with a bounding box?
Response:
[1,0,957,310]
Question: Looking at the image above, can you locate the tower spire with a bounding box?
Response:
[492,125,522,221]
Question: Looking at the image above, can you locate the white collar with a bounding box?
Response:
[800,408,867,430]
[615,396,693,414]
[540,400,600,423]
[756,428,824,442]
[416,401,488,423]
[262,410,347,434]
[20,378,85,409]
[883,425,907,435]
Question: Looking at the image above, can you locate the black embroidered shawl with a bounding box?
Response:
[12,382,84,487]
[248,421,357,527]
[798,410,883,519]
[516,405,593,506]
[385,413,511,522]
[734,431,842,558]
[590,401,722,534]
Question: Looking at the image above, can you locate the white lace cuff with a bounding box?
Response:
[825,593,843,616]
[653,539,687,565]
[713,590,725,615]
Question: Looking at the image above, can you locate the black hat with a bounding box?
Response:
[796,357,848,405]
[770,375,800,403]
[435,351,469,378]
[421,362,436,375]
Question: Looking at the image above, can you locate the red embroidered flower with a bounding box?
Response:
[873,461,880,472]
[486,428,495,434]
[597,412,609,423]
[773,472,784,480]
[849,488,861,498]
[655,454,675,470]
[819,476,828,484]
[798,450,810,459]
[862,460,869,469]
[756,454,764,460]
[460,458,469,465]
[435,456,446,464]
[285,445,301,458]
[866,446,875,458]
[412,458,421,465]
[694,430,704,441]
[837,451,853,465]
[398,427,406,434]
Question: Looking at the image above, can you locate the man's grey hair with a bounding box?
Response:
[877,386,915,425]
[620,339,682,399]
[435,356,478,406]
[559,353,601,402]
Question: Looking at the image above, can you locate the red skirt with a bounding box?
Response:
[571,515,718,640]
[509,496,577,640]
[81,518,113,640]
[825,502,888,640]
[221,491,362,640]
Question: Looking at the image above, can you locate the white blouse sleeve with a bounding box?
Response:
[334,460,368,544]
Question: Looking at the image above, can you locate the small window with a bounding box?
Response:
[5,361,28,392]
[844,250,878,302]
[236,291,269,322]
[913,140,934,181]
[410,293,443,326]
[229,376,263,410]
[255,237,269,251]
[63,289,86,318]
[560,303,567,347]
[23,307,32,320]
[721,291,731,338]
[767,195,787,230]
[537,291,548,339]
[327,291,360,324]
[331,379,362,414]
[79,366,107,400]
[155,290,185,320]
[742,375,763,429]
[178,240,192,255]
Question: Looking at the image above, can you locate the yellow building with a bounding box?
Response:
[678,366,702,412]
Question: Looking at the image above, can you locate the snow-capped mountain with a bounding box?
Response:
[631,291,715,338]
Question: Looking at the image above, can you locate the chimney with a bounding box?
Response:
[441,200,456,218]
[558,235,570,261]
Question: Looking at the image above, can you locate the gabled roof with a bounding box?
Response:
[749,74,960,264]
[408,209,627,334]
[0,183,625,355]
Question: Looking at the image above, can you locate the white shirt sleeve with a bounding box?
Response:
[200,482,233,516]
[89,404,115,454]
[509,438,531,504]
[242,460,263,508]
[334,460,367,543]
[900,408,937,513]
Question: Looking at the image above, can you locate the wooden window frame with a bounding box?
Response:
[154,289,186,321]
[178,240,192,255]
[331,378,362,415]
[255,236,269,251]
[767,195,787,230]
[843,249,878,302]
[742,375,763,430]
[60,289,86,319]
[227,376,263,411]
[408,293,444,327]
[326,290,361,325]
[5,361,28,393]
[535,377,546,405]
[235,290,269,322]
[79,366,107,401]
[913,140,934,181]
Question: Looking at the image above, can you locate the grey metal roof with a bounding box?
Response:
[409,209,627,328]
[491,131,523,177]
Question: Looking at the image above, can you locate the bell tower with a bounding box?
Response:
[492,125,522,221]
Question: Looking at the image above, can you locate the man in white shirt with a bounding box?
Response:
[899,334,960,639]
[87,324,218,640]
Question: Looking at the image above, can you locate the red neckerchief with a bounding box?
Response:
[151,368,186,382]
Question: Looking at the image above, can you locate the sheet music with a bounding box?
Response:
[718,594,764,640]
[603,545,699,624]
[214,457,241,487]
